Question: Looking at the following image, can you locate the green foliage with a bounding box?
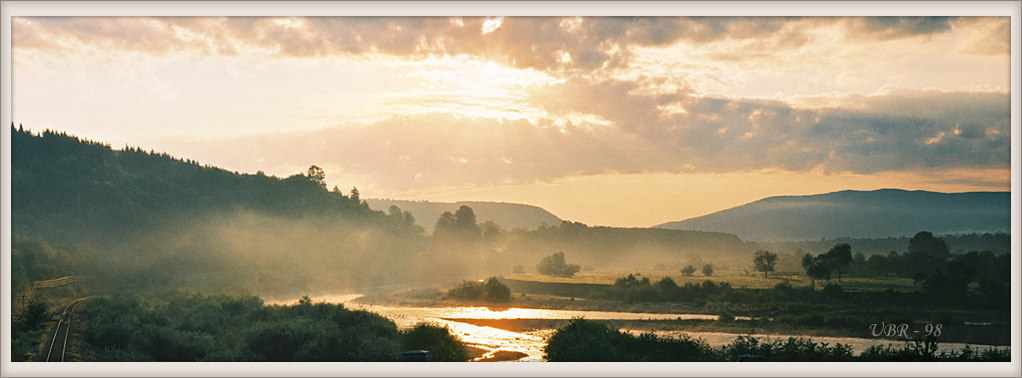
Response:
[11,299,54,361]
[400,323,469,361]
[447,277,512,302]
[701,264,714,277]
[823,244,853,281]
[752,250,777,277]
[537,251,581,278]
[23,301,51,328]
[305,165,326,188]
[680,265,696,276]
[596,275,735,304]
[544,318,717,362]
[719,335,854,362]
[802,252,831,288]
[11,127,427,295]
[858,336,1007,362]
[433,205,481,241]
[77,292,468,361]
[908,231,951,275]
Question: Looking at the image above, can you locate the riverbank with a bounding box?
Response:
[353,288,714,314]
[354,287,1010,347]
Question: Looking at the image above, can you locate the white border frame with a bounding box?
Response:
[1,1,1019,377]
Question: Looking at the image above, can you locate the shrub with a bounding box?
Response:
[400,323,469,361]
[702,264,714,277]
[544,318,715,362]
[537,251,581,277]
[77,291,433,362]
[719,335,854,362]
[773,281,794,292]
[447,277,511,302]
[680,265,696,276]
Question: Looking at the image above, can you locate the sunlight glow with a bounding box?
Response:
[481,17,504,34]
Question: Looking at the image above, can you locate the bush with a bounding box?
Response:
[773,281,794,292]
[680,265,696,276]
[719,335,854,362]
[544,318,716,362]
[447,277,511,302]
[537,251,581,277]
[400,323,469,361]
[76,291,471,362]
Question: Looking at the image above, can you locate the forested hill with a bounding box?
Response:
[366,199,562,232]
[656,189,1010,242]
[11,126,425,294]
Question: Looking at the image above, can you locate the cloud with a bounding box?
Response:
[954,17,1010,55]
[12,15,1009,195]
[843,16,958,40]
[14,16,994,73]
[158,79,1009,195]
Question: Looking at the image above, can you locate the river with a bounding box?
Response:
[265,293,1003,361]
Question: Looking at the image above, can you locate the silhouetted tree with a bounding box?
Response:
[753,250,778,278]
[702,264,714,277]
[908,231,951,276]
[537,251,581,277]
[852,252,866,275]
[802,253,831,289]
[680,265,696,276]
[433,205,481,242]
[306,165,326,188]
[824,244,853,282]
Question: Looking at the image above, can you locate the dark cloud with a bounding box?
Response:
[845,17,958,40]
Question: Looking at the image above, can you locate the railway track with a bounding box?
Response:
[42,297,92,362]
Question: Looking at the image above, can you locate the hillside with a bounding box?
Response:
[11,127,426,295]
[366,199,562,232]
[656,189,1010,242]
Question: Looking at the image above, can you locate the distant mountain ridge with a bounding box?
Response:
[365,199,563,232]
[655,189,1010,242]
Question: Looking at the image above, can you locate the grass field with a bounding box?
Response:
[506,270,917,292]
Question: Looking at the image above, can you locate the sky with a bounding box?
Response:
[10,15,1012,227]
